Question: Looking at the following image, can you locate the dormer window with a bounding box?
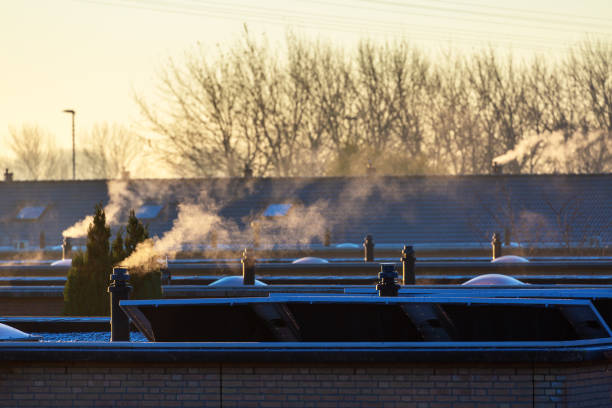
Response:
[16,206,46,220]
[135,204,163,219]
[263,203,292,217]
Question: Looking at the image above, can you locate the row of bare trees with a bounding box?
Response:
[3,123,143,180]
[139,32,612,177]
[5,34,610,180]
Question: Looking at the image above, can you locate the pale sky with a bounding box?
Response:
[1,0,611,154]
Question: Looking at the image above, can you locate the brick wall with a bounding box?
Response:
[566,363,612,407]
[1,362,611,407]
[0,364,220,407]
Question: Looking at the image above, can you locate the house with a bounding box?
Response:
[0,174,610,256]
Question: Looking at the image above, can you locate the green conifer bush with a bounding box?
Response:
[63,205,162,316]
[115,209,162,300]
[63,203,112,316]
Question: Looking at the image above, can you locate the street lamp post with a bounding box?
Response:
[63,109,76,180]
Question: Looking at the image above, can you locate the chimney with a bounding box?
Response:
[241,248,255,285]
[62,237,73,260]
[376,263,400,296]
[504,227,512,246]
[401,245,416,285]
[4,168,13,182]
[243,163,253,178]
[491,161,502,175]
[323,228,331,247]
[366,160,376,176]
[121,168,130,180]
[491,232,502,260]
[363,234,375,262]
[108,267,132,341]
[161,257,171,285]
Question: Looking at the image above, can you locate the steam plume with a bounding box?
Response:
[493,131,611,173]
[62,180,171,238]
[60,176,409,272]
[118,177,405,271]
[121,203,231,271]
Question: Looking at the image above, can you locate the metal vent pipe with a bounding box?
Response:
[376,263,400,296]
[492,232,502,260]
[242,248,255,285]
[62,237,72,260]
[363,235,374,262]
[401,245,416,285]
[108,267,132,341]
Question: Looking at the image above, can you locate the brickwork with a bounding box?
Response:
[221,364,536,408]
[1,361,611,407]
[0,363,220,407]
[566,363,612,407]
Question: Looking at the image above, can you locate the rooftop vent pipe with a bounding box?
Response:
[62,237,72,260]
[491,161,502,175]
[376,263,400,296]
[243,163,253,178]
[323,229,331,247]
[491,232,502,260]
[108,267,132,342]
[242,248,255,285]
[366,160,376,176]
[401,245,416,285]
[363,234,374,262]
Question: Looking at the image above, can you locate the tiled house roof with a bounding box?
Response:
[0,175,610,249]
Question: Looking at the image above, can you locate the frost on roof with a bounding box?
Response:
[263,203,292,217]
[16,206,46,220]
[136,204,163,219]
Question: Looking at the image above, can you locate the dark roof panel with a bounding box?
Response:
[0,175,610,248]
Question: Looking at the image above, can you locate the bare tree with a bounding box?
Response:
[80,123,143,179]
[467,50,533,173]
[309,44,363,175]
[565,40,612,132]
[136,49,247,177]
[569,131,612,174]
[428,51,484,174]
[137,34,612,177]
[232,31,306,177]
[292,38,359,175]
[354,41,400,154]
[8,125,69,180]
[389,42,431,158]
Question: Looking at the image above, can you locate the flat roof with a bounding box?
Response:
[1,338,611,364]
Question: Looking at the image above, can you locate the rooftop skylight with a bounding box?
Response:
[263,203,292,217]
[16,206,46,220]
[135,204,163,219]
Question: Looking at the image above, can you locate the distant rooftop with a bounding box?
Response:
[0,175,610,250]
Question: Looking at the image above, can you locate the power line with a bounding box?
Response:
[356,0,612,35]
[290,0,594,45]
[418,0,612,25]
[160,0,574,47]
[72,0,586,53]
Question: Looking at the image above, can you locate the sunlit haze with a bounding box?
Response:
[1,0,611,176]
